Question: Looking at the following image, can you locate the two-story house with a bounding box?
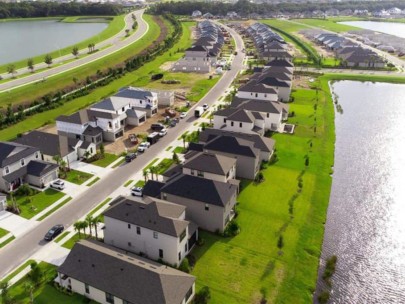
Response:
[114,87,158,118]
[103,196,197,266]
[58,240,196,304]
[172,45,212,73]
[0,142,59,192]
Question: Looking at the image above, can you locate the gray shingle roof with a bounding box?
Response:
[265,59,294,68]
[115,87,153,100]
[91,97,129,112]
[183,152,236,176]
[82,126,103,137]
[58,240,195,304]
[231,98,287,114]
[161,174,237,207]
[26,160,58,177]
[142,180,165,198]
[104,196,188,237]
[56,109,89,125]
[0,142,39,168]
[204,135,259,158]
[13,131,63,157]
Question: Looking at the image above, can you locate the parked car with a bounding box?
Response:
[203,103,209,111]
[180,112,187,119]
[151,123,165,131]
[44,224,64,241]
[50,179,65,190]
[125,152,137,162]
[131,187,143,197]
[159,128,167,136]
[137,142,150,153]
[170,120,177,128]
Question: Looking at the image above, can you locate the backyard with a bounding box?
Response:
[190,78,335,303]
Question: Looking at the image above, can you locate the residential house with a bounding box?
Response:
[13,131,96,164]
[191,10,202,18]
[58,240,195,304]
[114,87,158,118]
[172,46,211,73]
[103,196,197,266]
[0,142,58,192]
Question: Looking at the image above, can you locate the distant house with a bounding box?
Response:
[58,240,196,304]
[14,131,96,164]
[202,12,214,19]
[192,10,202,18]
[0,142,58,192]
[172,46,211,73]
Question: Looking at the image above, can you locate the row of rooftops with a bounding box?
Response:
[187,20,225,58]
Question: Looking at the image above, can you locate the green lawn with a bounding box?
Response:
[91,153,119,167]
[15,189,65,219]
[87,177,100,186]
[144,158,159,171]
[134,180,145,187]
[0,236,15,248]
[111,157,126,168]
[157,158,175,175]
[37,197,72,221]
[63,169,93,185]
[7,261,96,304]
[173,146,186,154]
[0,15,125,74]
[292,18,360,32]
[190,77,335,303]
[1,259,34,284]
[0,227,9,238]
[54,231,70,244]
[87,197,112,218]
[62,233,90,250]
[124,180,134,187]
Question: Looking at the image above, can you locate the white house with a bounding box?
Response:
[58,240,195,304]
[103,196,197,266]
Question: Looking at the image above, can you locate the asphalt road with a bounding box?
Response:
[0,9,148,93]
[0,22,246,279]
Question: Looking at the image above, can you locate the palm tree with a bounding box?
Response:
[74,221,82,238]
[149,166,158,181]
[53,155,61,166]
[181,134,187,149]
[143,169,149,183]
[80,220,89,237]
[23,281,34,304]
[27,58,34,73]
[85,215,93,237]
[92,216,102,239]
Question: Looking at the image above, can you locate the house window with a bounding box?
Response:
[128,242,132,247]
[223,118,226,123]
[178,252,181,261]
[35,152,39,159]
[108,122,112,128]
[136,227,141,235]
[197,171,204,177]
[106,292,114,304]
[122,107,125,112]
[265,94,267,97]
[185,243,188,252]
[90,148,93,154]
[85,283,90,294]
[159,249,164,259]
[231,121,234,127]
[190,169,195,176]
[140,100,143,104]
[20,159,25,166]
[185,287,193,302]
[153,232,158,239]
[267,113,269,118]
[205,204,209,211]
[239,122,242,128]
[180,230,186,242]
[162,193,167,200]
[4,167,10,174]
[128,224,131,229]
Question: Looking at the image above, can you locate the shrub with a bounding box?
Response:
[197,238,205,246]
[255,172,264,183]
[179,257,190,273]
[318,291,330,304]
[194,286,211,304]
[224,220,240,237]
[277,235,284,249]
[15,184,34,196]
[305,157,309,167]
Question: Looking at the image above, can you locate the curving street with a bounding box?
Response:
[0,9,149,93]
[0,22,246,279]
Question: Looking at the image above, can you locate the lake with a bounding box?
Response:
[0,20,108,65]
[316,81,405,303]
[339,21,405,39]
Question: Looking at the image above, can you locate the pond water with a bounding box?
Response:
[339,21,405,39]
[0,20,108,65]
[316,81,405,303]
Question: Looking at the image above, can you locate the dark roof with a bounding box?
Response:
[142,180,165,198]
[104,196,188,237]
[0,142,39,168]
[238,82,278,94]
[56,110,89,124]
[13,131,63,157]
[199,128,275,153]
[187,142,204,152]
[161,174,237,207]
[87,109,119,120]
[184,152,236,176]
[115,87,153,100]
[204,135,259,158]
[162,164,182,179]
[92,97,128,112]
[58,240,195,304]
[26,160,58,177]
[265,59,294,68]
[231,98,287,114]
[83,126,103,137]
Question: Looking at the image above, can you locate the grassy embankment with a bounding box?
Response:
[191,76,335,303]
[0,14,161,141]
[0,15,125,74]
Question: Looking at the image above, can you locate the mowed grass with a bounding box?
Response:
[0,227,9,238]
[292,18,361,32]
[91,153,119,167]
[191,79,335,303]
[0,15,162,142]
[0,15,124,74]
[63,169,93,185]
[0,14,160,110]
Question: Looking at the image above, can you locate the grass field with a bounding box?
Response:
[0,15,124,74]
[0,227,8,238]
[91,153,119,167]
[37,197,72,221]
[190,78,335,303]
[15,188,65,219]
[63,169,93,185]
[292,18,361,32]
[157,158,175,174]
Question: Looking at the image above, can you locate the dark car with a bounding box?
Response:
[151,123,165,131]
[44,224,64,241]
[125,152,137,162]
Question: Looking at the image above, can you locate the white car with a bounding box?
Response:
[180,112,187,119]
[50,179,65,190]
[131,187,143,197]
[137,142,150,153]
[159,128,167,137]
[202,103,209,111]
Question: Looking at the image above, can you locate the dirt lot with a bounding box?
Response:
[296,33,334,58]
[293,75,313,90]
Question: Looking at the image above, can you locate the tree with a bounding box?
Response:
[85,215,93,237]
[74,221,82,238]
[23,281,34,304]
[99,143,105,157]
[0,281,13,304]
[181,133,187,149]
[172,152,180,164]
[7,191,20,215]
[92,216,102,239]
[53,155,61,166]
[125,29,130,36]
[194,286,211,304]
[80,220,89,236]
[44,54,53,67]
[7,64,16,78]
[29,261,42,287]
[27,58,34,73]
[88,43,92,53]
[143,169,149,183]
[84,150,91,160]
[72,46,79,58]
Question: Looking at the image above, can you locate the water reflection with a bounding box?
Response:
[316,81,405,303]
[339,21,405,39]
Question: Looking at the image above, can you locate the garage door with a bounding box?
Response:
[43,171,57,186]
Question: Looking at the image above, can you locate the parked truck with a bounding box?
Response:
[147,132,160,145]
[194,106,204,118]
